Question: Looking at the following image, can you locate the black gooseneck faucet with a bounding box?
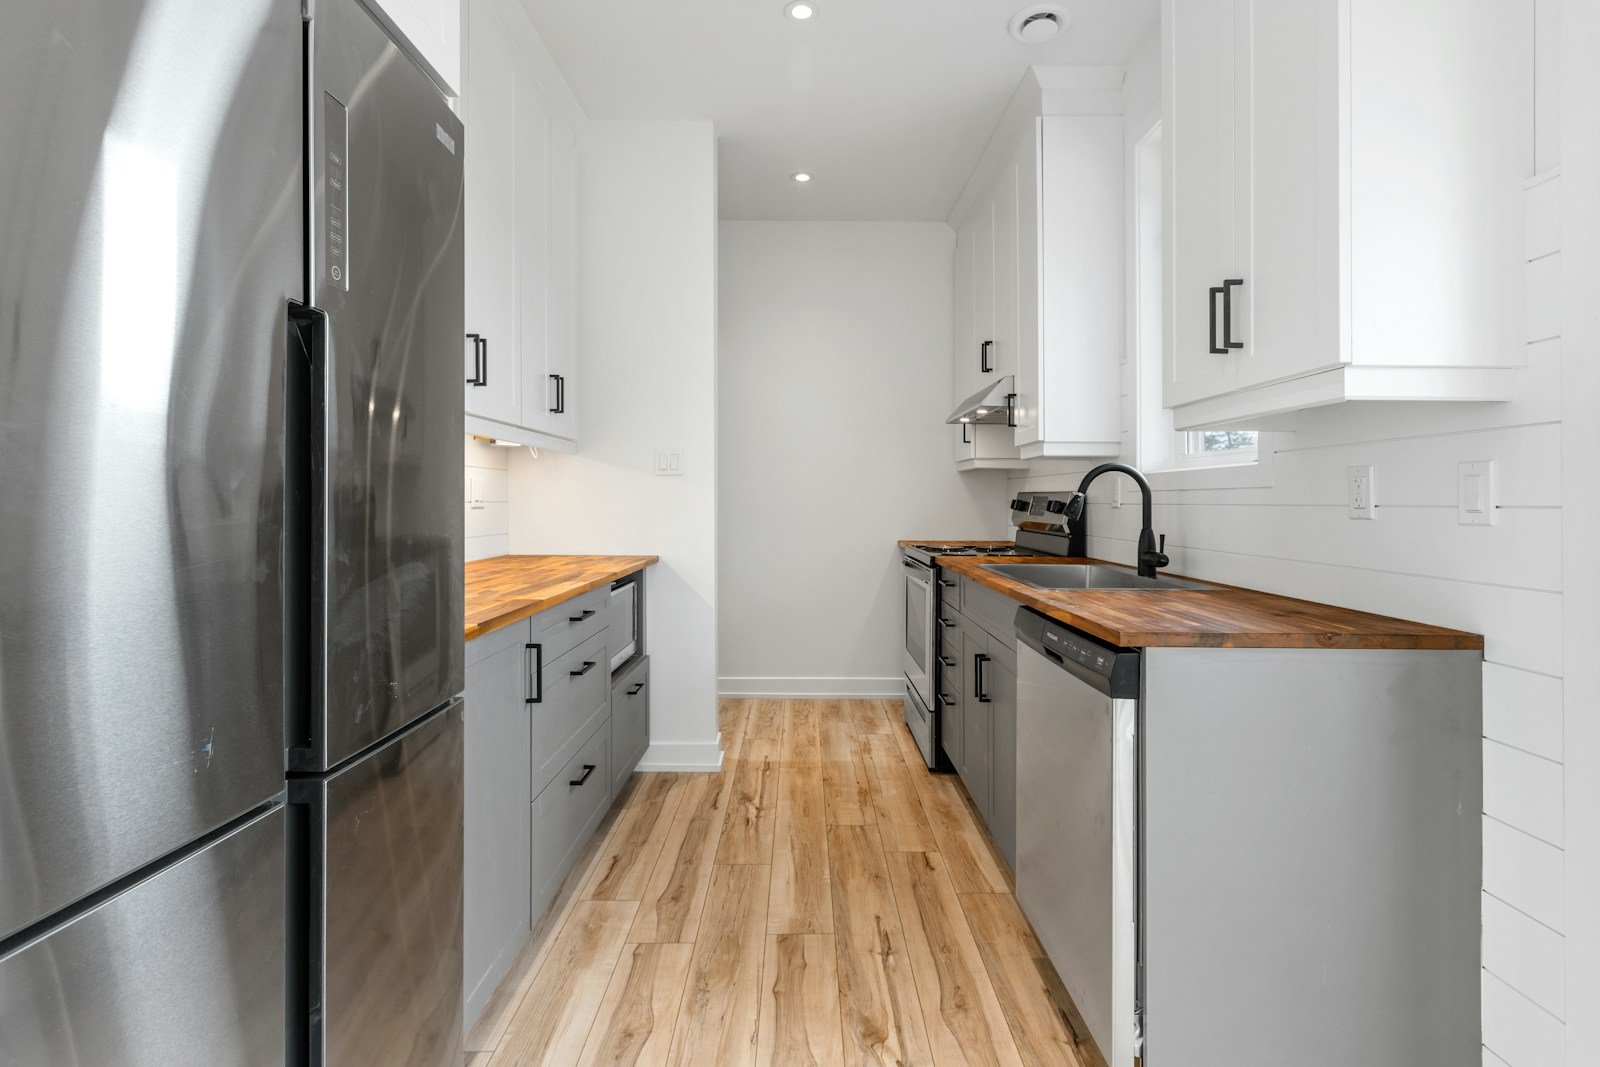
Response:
[1048,462,1170,579]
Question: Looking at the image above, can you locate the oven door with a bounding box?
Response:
[902,556,935,708]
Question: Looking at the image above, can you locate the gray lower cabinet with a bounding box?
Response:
[938,614,965,768]
[949,578,1020,871]
[960,617,993,820]
[531,719,611,921]
[531,628,611,799]
[987,641,1018,869]
[611,656,650,796]
[463,621,534,1025]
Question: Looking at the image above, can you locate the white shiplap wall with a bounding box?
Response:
[464,437,511,561]
[1006,15,1565,1062]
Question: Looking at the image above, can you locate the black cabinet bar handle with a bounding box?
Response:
[1208,287,1226,354]
[549,373,565,414]
[980,340,994,373]
[569,609,596,623]
[466,333,487,386]
[939,618,957,629]
[628,683,645,695]
[939,693,957,707]
[1223,278,1244,349]
[525,643,543,704]
[570,660,596,677]
[569,763,596,786]
[939,656,956,668]
[937,578,957,588]
[974,653,991,703]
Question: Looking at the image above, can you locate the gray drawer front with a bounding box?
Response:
[531,720,610,922]
[611,656,650,796]
[935,567,962,613]
[530,587,610,665]
[532,629,611,799]
[961,577,1019,645]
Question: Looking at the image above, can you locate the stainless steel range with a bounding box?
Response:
[901,540,1037,768]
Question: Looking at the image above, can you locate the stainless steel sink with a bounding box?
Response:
[981,562,1215,592]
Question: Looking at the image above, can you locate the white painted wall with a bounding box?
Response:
[1008,13,1576,1062]
[464,437,511,561]
[717,222,1010,697]
[506,120,721,770]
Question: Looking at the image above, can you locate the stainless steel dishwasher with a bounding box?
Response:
[1015,607,1141,1067]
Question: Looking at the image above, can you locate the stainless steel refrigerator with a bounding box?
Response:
[0,0,465,1063]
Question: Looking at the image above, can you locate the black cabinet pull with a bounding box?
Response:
[569,763,596,787]
[980,339,994,373]
[939,693,957,707]
[937,578,957,589]
[1222,278,1244,349]
[1208,287,1226,354]
[974,653,991,703]
[569,609,596,623]
[466,333,487,386]
[961,422,971,445]
[938,618,957,629]
[528,644,544,703]
[570,660,596,677]
[549,373,566,414]
[628,682,645,695]
[939,656,956,668]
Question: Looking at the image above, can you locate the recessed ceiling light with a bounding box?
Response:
[1008,4,1071,44]
[785,1,816,21]
[791,171,813,183]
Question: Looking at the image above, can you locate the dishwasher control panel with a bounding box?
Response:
[1043,626,1116,675]
[1018,607,1140,698]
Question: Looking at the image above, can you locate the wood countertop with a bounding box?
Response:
[917,547,1483,651]
[465,554,659,641]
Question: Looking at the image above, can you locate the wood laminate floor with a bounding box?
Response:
[467,698,1097,1067]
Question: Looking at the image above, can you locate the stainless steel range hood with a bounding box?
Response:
[946,375,1017,426]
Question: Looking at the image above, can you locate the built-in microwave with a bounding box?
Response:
[609,577,640,673]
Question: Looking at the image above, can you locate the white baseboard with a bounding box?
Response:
[718,676,905,699]
[636,735,724,772]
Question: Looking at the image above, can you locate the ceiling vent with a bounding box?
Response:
[1009,4,1070,44]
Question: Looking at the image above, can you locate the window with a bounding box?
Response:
[1180,429,1259,465]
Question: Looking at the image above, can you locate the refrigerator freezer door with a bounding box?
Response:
[0,804,286,1064]
[296,699,464,1066]
[305,0,466,771]
[0,0,300,939]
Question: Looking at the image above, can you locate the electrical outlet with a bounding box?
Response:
[653,449,684,477]
[1347,465,1375,520]
[467,475,486,509]
[1111,479,1123,509]
[1458,460,1495,525]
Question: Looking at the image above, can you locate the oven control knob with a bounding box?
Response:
[1009,498,1029,512]
[1044,499,1069,515]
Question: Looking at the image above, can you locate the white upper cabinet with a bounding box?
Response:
[1162,0,1533,429]
[463,0,581,450]
[367,0,462,96]
[950,67,1124,466]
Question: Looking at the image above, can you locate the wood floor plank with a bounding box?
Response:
[916,774,1010,894]
[717,738,780,864]
[768,764,832,935]
[887,852,1025,1067]
[848,699,893,736]
[721,698,753,740]
[576,942,695,1067]
[668,864,771,1067]
[615,771,679,811]
[827,823,934,1067]
[747,698,786,741]
[821,722,874,826]
[818,699,854,728]
[490,900,639,1067]
[629,777,722,944]
[960,894,1089,1067]
[585,779,686,901]
[757,934,846,1067]
[862,733,936,853]
[781,699,823,768]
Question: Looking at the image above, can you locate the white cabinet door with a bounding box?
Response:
[1162,0,1245,408]
[970,198,995,395]
[1234,0,1342,391]
[514,75,552,433]
[990,157,1019,382]
[542,117,578,441]
[952,214,977,408]
[463,0,521,425]
[1013,124,1041,443]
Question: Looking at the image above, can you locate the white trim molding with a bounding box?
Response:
[719,676,905,699]
[636,737,724,772]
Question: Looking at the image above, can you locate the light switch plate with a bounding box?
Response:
[1458,460,1495,525]
[654,449,683,477]
[1347,464,1375,520]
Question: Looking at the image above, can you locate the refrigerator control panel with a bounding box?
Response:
[323,92,349,292]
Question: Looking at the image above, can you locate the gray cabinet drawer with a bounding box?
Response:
[939,626,965,768]
[530,587,609,665]
[960,577,1019,646]
[610,656,650,797]
[960,616,993,820]
[935,567,962,613]
[530,719,610,922]
[531,629,610,799]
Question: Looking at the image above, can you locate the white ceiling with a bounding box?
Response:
[516,0,1159,221]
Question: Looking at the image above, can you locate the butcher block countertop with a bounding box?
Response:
[464,554,658,641]
[903,543,1483,651]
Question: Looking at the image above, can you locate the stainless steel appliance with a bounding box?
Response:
[0,0,465,1062]
[609,577,640,671]
[0,0,299,1060]
[287,0,465,1062]
[901,542,1035,768]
